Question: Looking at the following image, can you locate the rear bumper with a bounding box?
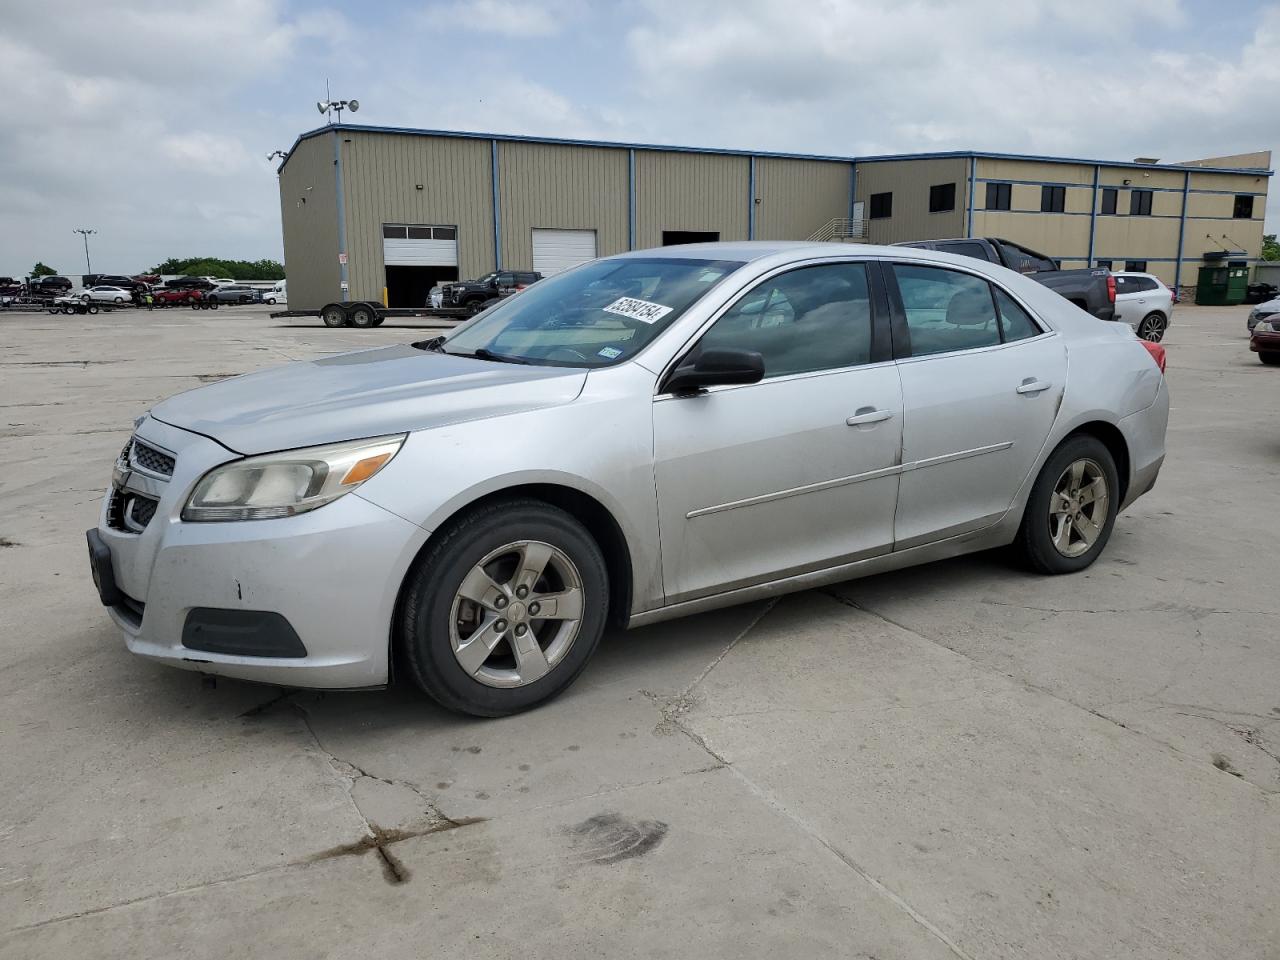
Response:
[1117,377,1169,510]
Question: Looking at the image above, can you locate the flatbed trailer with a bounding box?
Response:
[270,301,473,328]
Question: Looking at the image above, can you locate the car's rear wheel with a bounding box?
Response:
[1137,312,1167,342]
[348,304,375,328]
[399,499,608,717]
[1014,434,1119,574]
[87,304,98,315]
[113,296,124,304]
[1259,351,1280,366]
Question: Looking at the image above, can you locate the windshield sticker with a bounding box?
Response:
[603,296,674,324]
[597,346,623,360]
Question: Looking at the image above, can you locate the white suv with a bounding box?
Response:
[1113,272,1173,342]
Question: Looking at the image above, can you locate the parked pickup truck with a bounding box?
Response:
[898,238,1115,321]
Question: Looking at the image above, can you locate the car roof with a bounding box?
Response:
[1114,272,1164,281]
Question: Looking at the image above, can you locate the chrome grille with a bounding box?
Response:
[130,439,175,477]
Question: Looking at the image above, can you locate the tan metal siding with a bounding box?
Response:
[753,158,851,240]
[856,157,967,244]
[1188,169,1269,194]
[1098,168,1184,191]
[1093,217,1181,262]
[278,134,341,312]
[971,211,1092,260]
[498,142,629,270]
[634,151,749,249]
[340,132,493,301]
[977,159,1093,185]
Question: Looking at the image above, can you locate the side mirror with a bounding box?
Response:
[664,348,765,395]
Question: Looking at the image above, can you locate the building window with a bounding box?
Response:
[1096,259,1113,269]
[869,192,893,219]
[1124,260,1148,272]
[1040,185,1066,213]
[985,182,1011,210]
[1129,190,1153,216]
[1234,194,1255,219]
[382,225,408,238]
[928,182,956,213]
[1100,188,1117,215]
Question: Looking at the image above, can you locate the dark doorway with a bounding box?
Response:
[385,265,458,308]
[662,230,720,246]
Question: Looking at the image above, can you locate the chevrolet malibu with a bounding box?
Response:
[89,243,1169,716]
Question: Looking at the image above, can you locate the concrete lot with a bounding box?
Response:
[1,302,1277,959]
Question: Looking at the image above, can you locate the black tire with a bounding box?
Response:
[400,499,609,717]
[208,301,218,310]
[1136,312,1167,342]
[321,304,348,327]
[1259,352,1280,366]
[348,304,375,328]
[371,316,385,327]
[465,298,486,316]
[87,305,98,315]
[1014,434,1120,575]
[81,294,91,302]
[113,296,124,304]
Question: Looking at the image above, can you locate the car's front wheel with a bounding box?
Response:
[1014,434,1120,574]
[399,500,608,717]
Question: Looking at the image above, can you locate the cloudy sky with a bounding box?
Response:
[2,0,1277,278]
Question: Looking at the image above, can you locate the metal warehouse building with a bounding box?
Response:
[277,123,1272,311]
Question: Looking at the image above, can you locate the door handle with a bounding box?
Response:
[1016,378,1051,395]
[846,407,893,426]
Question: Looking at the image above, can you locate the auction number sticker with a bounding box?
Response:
[603,296,673,324]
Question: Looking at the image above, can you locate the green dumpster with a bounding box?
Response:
[1196,255,1250,305]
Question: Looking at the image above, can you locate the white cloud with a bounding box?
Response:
[160,134,254,177]
[425,0,571,36]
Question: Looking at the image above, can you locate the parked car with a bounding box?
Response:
[0,277,21,296]
[1249,314,1280,364]
[153,287,202,307]
[164,276,215,291]
[1247,297,1280,331]
[439,270,542,314]
[90,242,1168,716]
[81,285,132,304]
[204,285,262,304]
[84,274,146,292]
[30,275,73,294]
[205,285,261,305]
[1112,272,1173,342]
[898,238,1115,321]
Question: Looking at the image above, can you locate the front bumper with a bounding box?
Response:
[1249,329,1280,352]
[95,417,431,688]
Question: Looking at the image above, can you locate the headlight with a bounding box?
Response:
[182,435,405,521]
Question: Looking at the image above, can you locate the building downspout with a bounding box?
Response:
[1175,170,1190,292]
[490,139,502,271]
[333,130,349,302]
[628,149,636,250]
[748,156,756,240]
[849,162,857,235]
[1087,164,1099,267]
[965,156,976,238]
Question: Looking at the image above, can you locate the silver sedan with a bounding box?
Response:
[91,243,1169,716]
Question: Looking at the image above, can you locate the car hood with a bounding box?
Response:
[151,344,587,455]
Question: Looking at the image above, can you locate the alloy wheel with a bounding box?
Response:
[1048,458,1109,558]
[449,540,584,688]
[1137,313,1167,342]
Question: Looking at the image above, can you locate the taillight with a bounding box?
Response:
[1106,274,1116,303]
[1141,340,1166,373]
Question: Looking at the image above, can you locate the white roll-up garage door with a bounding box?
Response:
[383,225,457,267]
[532,229,597,276]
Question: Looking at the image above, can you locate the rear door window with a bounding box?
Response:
[893,264,1000,357]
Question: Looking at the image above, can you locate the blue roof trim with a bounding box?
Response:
[277,123,1274,178]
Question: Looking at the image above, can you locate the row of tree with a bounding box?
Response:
[26,258,285,280]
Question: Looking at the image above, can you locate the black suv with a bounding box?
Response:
[164,276,216,291]
[84,274,146,292]
[440,270,542,314]
[30,275,73,293]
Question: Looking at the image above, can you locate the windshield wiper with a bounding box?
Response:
[411,336,448,352]
[468,348,531,365]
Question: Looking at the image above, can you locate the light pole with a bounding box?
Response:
[73,228,96,274]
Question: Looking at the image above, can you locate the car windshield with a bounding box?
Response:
[444,257,743,367]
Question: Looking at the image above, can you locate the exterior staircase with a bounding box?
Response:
[807,218,868,243]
